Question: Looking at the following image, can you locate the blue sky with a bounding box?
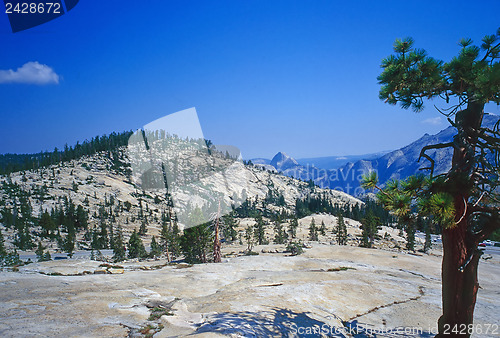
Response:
[0,0,499,159]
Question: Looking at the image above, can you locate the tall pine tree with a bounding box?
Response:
[335,213,347,245]
[308,218,318,241]
[375,30,500,334]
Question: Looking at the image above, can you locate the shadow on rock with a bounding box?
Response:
[194,307,346,337]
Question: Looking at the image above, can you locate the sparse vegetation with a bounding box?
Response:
[147,307,173,321]
[180,208,213,264]
[327,266,355,272]
[285,240,304,256]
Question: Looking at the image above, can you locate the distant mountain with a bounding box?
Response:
[296,151,391,170]
[257,113,500,196]
[251,158,271,165]
[270,152,299,171]
[333,113,500,194]
[251,151,391,171]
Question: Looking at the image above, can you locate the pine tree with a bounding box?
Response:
[1,208,14,228]
[180,223,213,263]
[360,210,380,248]
[253,214,267,245]
[14,219,34,251]
[23,224,34,250]
[128,229,146,259]
[308,218,318,241]
[180,207,213,263]
[139,218,147,236]
[213,202,222,263]
[56,228,63,250]
[245,225,254,252]
[90,228,100,251]
[288,217,298,239]
[35,241,44,261]
[0,229,6,258]
[43,250,51,261]
[108,222,115,251]
[160,213,181,261]
[138,200,144,220]
[97,217,108,249]
[222,213,238,242]
[63,232,75,257]
[335,213,347,245]
[75,205,88,231]
[319,220,326,236]
[170,220,182,259]
[150,236,162,258]
[273,220,287,244]
[2,249,20,266]
[405,221,416,252]
[424,222,432,253]
[160,215,171,261]
[112,226,126,262]
[375,30,500,334]
[39,211,56,237]
[286,240,304,256]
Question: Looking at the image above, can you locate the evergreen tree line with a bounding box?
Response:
[0,195,90,255]
[358,205,434,252]
[295,193,393,224]
[113,207,240,264]
[0,228,21,266]
[0,131,133,175]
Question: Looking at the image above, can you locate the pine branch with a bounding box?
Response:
[418,142,455,176]
[481,41,500,62]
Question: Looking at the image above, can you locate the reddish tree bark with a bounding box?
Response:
[437,204,480,337]
[437,102,484,337]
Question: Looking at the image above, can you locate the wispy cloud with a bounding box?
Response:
[0,61,60,85]
[422,117,442,126]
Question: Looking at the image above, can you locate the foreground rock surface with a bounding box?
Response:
[0,244,498,337]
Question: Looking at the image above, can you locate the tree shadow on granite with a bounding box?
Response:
[194,309,437,337]
[194,307,347,337]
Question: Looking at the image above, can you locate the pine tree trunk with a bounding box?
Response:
[436,102,483,337]
[213,200,222,263]
[165,240,171,263]
[214,222,221,263]
[437,205,480,337]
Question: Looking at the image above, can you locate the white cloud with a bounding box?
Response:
[0,61,60,85]
[422,117,442,126]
